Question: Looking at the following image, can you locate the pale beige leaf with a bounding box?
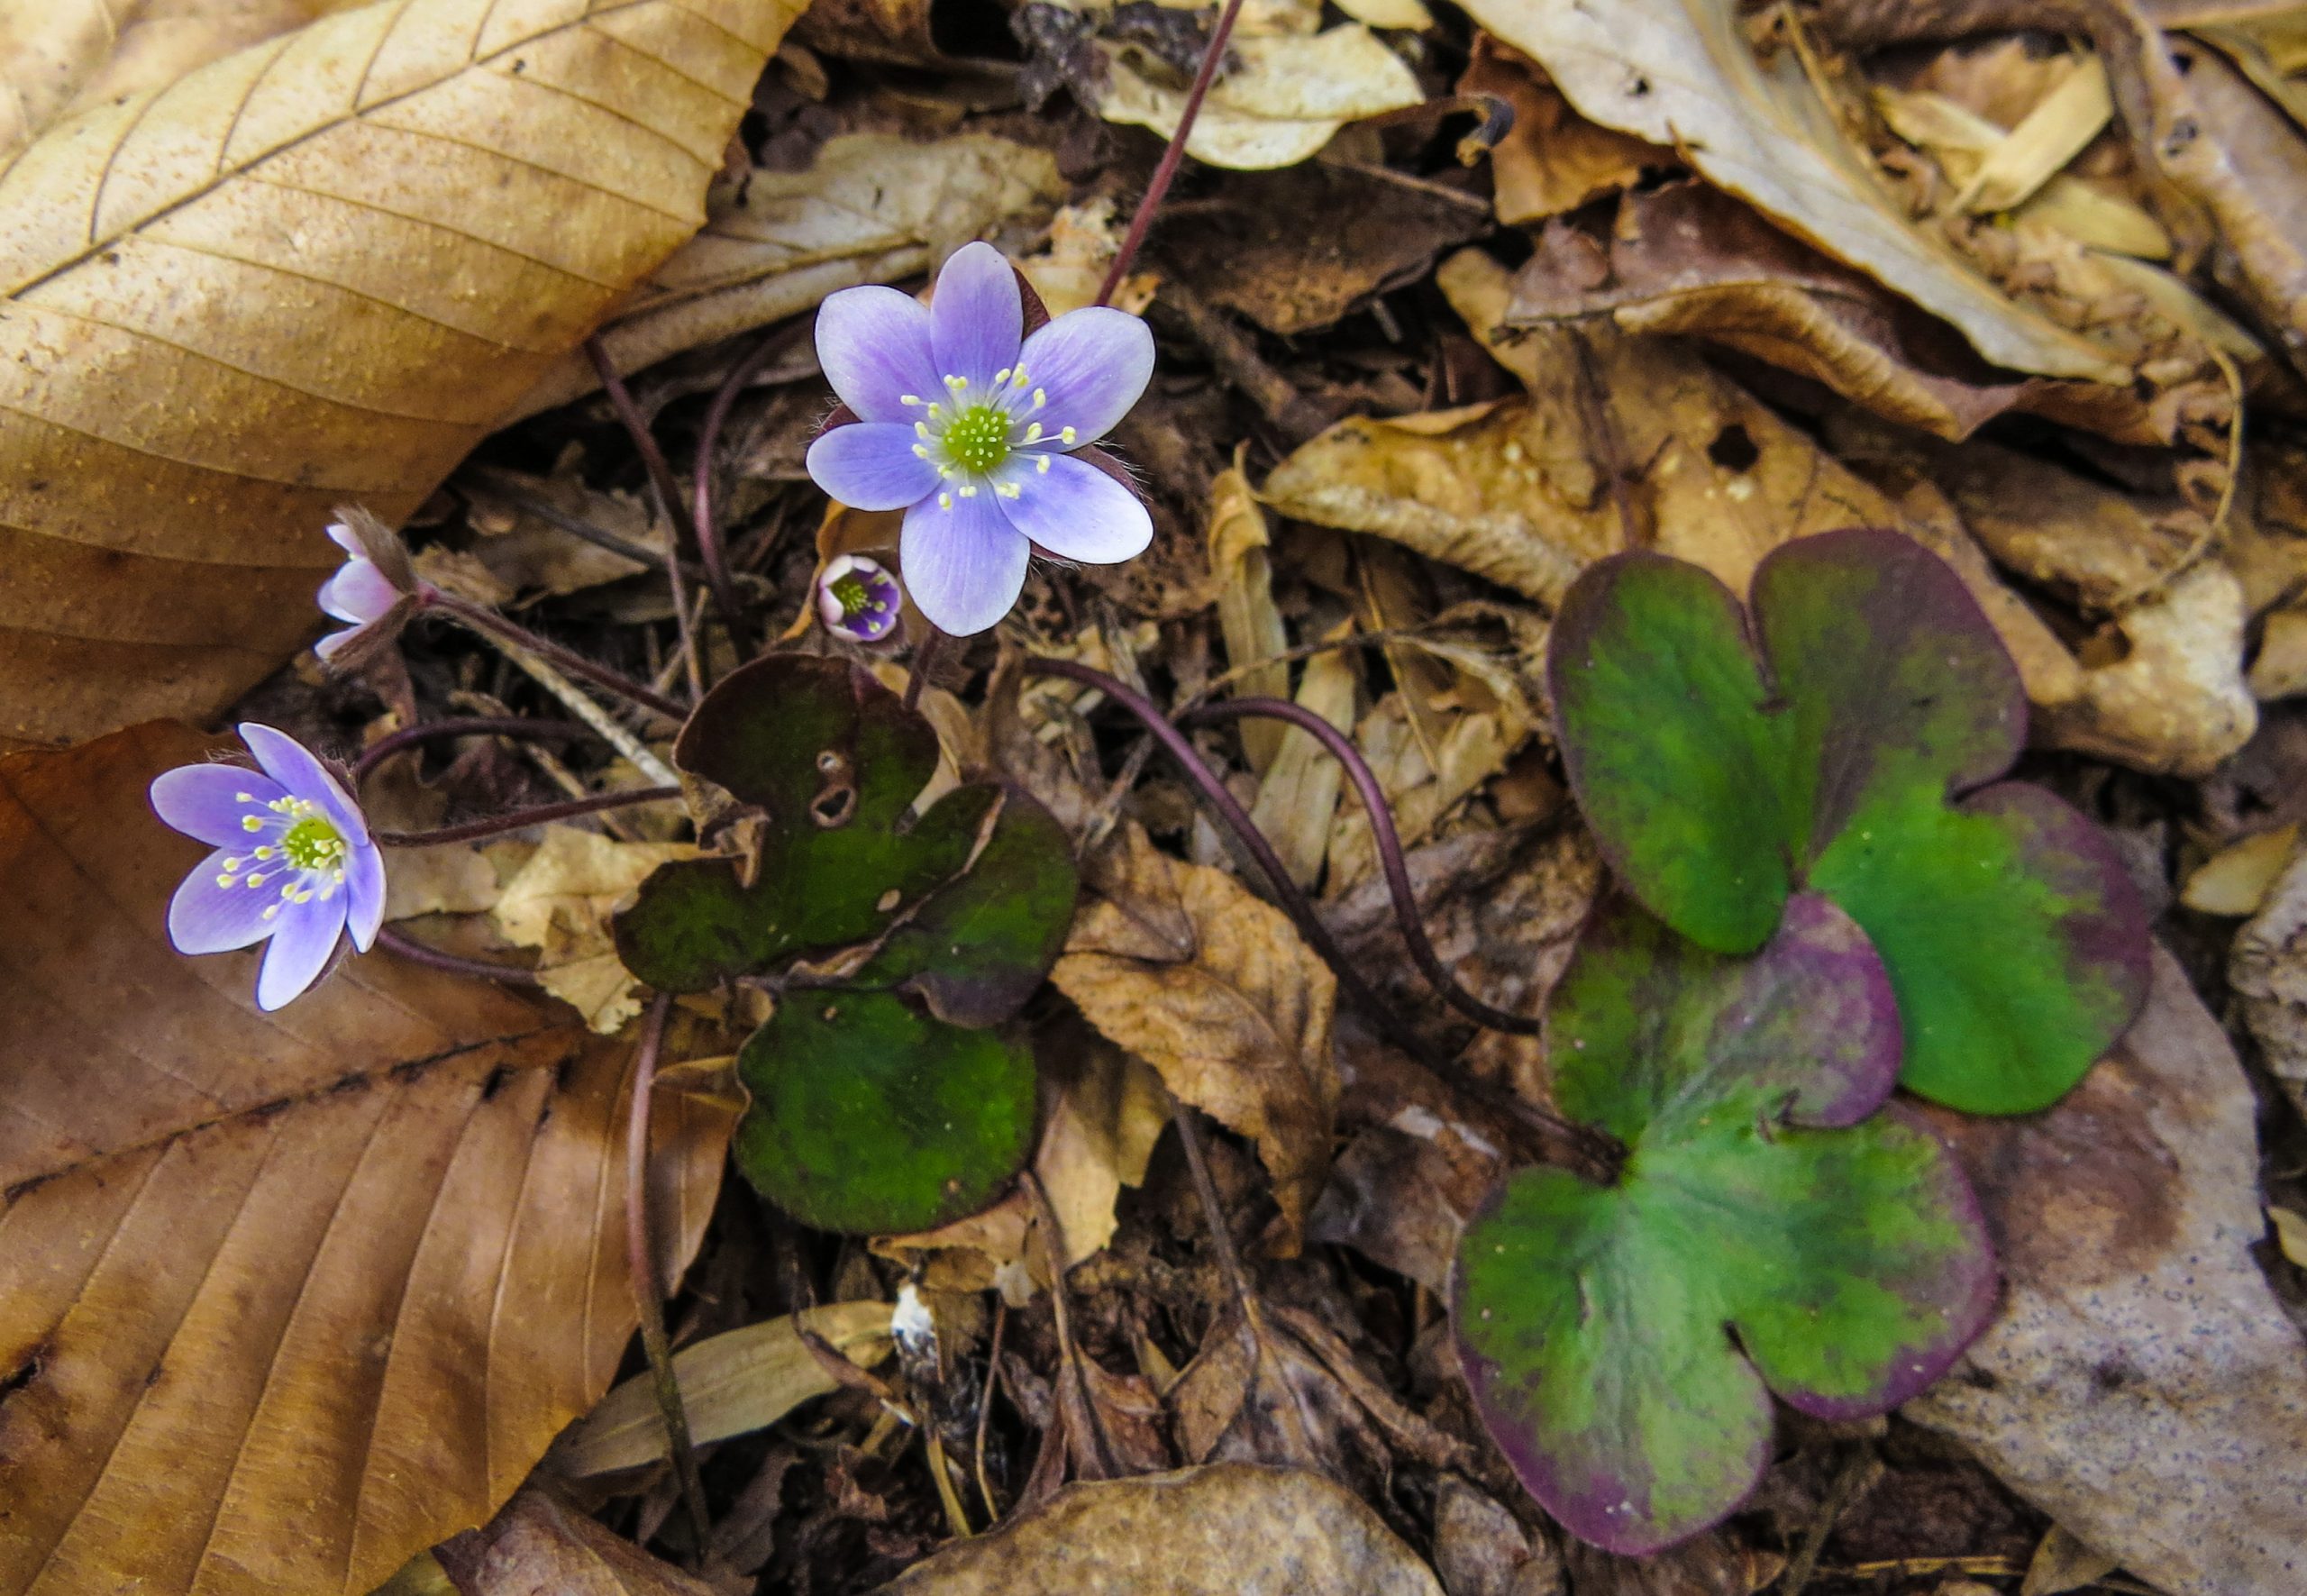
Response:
[515,130,1064,416]
[872,1464,1443,1596]
[2181,823,2299,915]
[1052,824,1338,1250]
[1955,55,2112,214]
[0,724,736,1596]
[2020,1524,2119,1596]
[555,1301,896,1476]
[491,824,701,1034]
[382,839,505,921]
[1455,0,2125,380]
[1246,621,1356,889]
[1208,462,1291,773]
[0,0,798,748]
[1093,25,1424,170]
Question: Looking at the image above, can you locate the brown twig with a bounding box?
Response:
[424,592,688,722]
[691,328,807,659]
[588,336,706,702]
[627,994,714,1560]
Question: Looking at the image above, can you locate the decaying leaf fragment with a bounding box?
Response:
[0,0,798,748]
[436,1490,716,1596]
[491,824,702,1035]
[1053,823,1339,1249]
[0,724,734,1596]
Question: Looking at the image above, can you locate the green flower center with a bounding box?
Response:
[280,812,348,871]
[830,575,875,617]
[942,404,1011,473]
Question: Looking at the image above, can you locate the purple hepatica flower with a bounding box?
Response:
[805,241,1155,636]
[316,506,421,666]
[818,553,903,643]
[150,724,387,1011]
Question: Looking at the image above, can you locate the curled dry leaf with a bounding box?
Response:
[1209,462,1292,773]
[871,1464,1443,1596]
[1246,624,1357,889]
[0,725,734,1596]
[1456,0,2125,381]
[1459,34,1672,226]
[1052,823,1339,1251]
[435,1490,716,1596]
[554,1300,895,1476]
[515,131,1065,417]
[1906,949,2307,1596]
[0,0,797,748]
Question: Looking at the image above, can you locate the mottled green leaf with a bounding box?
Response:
[734,990,1039,1236]
[1454,894,1994,1555]
[1549,529,2149,1113]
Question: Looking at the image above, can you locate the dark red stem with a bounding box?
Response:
[351,716,589,784]
[1179,698,1540,1035]
[587,336,706,701]
[424,592,688,722]
[693,329,805,657]
[372,787,680,848]
[374,926,542,987]
[1095,0,1249,308]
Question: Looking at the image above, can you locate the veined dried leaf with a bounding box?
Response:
[555,1300,895,1476]
[492,824,702,1035]
[1093,25,1424,170]
[1457,0,2126,381]
[1246,621,1357,889]
[0,724,734,1596]
[515,131,1064,417]
[1208,462,1291,773]
[1053,824,1339,1250]
[0,0,796,748]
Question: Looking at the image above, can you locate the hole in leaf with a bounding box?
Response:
[1707,424,1759,471]
[0,1350,42,1404]
[812,785,857,827]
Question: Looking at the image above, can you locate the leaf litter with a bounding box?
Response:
[5,0,2307,1593]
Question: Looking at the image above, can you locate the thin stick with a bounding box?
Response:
[447,616,682,788]
[1180,698,1539,1035]
[373,786,680,848]
[1171,1103,1250,1304]
[692,328,805,657]
[905,625,946,714]
[351,716,588,784]
[426,593,687,722]
[1095,0,1250,308]
[588,336,707,702]
[973,1300,1006,1525]
[374,926,542,986]
[627,994,715,1559]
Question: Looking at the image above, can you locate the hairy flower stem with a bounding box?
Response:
[374,926,543,986]
[351,716,590,784]
[1026,656,1621,1181]
[1178,698,1542,1035]
[628,993,715,1561]
[423,592,689,723]
[695,327,807,658]
[371,787,681,849]
[1095,0,1250,307]
[588,336,707,702]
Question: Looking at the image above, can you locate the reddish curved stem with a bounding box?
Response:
[371,787,680,849]
[588,336,706,701]
[1096,0,1250,308]
[374,926,542,987]
[424,592,688,722]
[628,993,715,1559]
[351,716,589,784]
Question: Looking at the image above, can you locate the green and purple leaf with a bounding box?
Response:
[1548,528,2149,1114]
[1453,894,1995,1554]
[735,990,1039,1235]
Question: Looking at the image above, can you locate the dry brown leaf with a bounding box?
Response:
[1209,461,1292,773]
[1091,23,1424,170]
[2181,821,2299,913]
[2019,1524,2120,1596]
[1954,53,2112,214]
[2233,835,2307,1122]
[435,1490,716,1596]
[0,0,370,155]
[1325,693,1516,896]
[553,1300,895,1476]
[1018,199,1157,318]
[381,838,506,921]
[0,0,795,749]
[1247,622,1357,889]
[1052,823,1339,1251]
[1432,1476,1565,1596]
[871,1464,1444,1596]
[1457,0,2126,381]
[456,469,672,601]
[0,723,734,1596]
[515,130,1064,417]
[1460,34,1671,226]
[491,824,702,1035]
[1906,948,2307,1596]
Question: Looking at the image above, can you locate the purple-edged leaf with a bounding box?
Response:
[1548,528,2150,1114]
[1454,894,1995,1555]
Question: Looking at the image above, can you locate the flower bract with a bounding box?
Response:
[805,241,1155,635]
[150,723,387,1010]
[816,553,903,643]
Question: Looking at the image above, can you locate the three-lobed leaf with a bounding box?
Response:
[1549,527,2150,1113]
[1454,893,1995,1555]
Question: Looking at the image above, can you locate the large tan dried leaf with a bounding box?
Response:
[515,130,1065,416]
[1052,823,1338,1251]
[0,723,736,1596]
[0,0,374,155]
[1456,0,2124,381]
[0,0,797,749]
[872,1464,1443,1596]
[1907,950,2307,1596]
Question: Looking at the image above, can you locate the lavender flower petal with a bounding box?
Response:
[240,723,369,843]
[151,764,289,846]
[169,853,287,954]
[816,286,943,423]
[901,488,1031,636]
[997,451,1154,565]
[929,242,1022,387]
[345,841,387,953]
[1014,308,1155,446]
[806,423,943,511]
[256,896,349,1011]
[318,557,398,627]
